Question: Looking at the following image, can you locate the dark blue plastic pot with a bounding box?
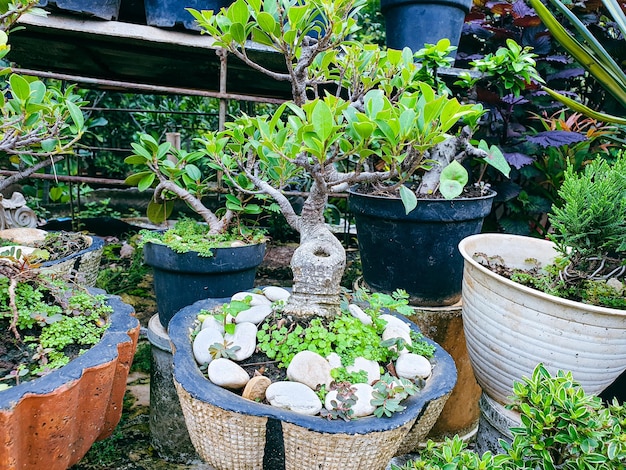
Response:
[37,0,122,20]
[349,188,496,306]
[169,297,457,470]
[143,241,266,328]
[381,0,473,55]
[144,0,233,30]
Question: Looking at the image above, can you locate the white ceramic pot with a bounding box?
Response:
[458,233,626,405]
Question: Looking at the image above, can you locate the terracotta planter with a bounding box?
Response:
[458,233,626,405]
[169,298,457,470]
[0,293,140,469]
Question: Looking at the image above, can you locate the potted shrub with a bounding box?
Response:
[124,136,267,328]
[458,152,626,406]
[393,363,626,469]
[0,250,140,469]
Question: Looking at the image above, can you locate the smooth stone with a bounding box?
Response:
[235,304,272,324]
[382,325,412,355]
[231,291,272,306]
[395,353,432,380]
[266,381,322,415]
[346,357,380,384]
[0,228,47,245]
[262,286,290,302]
[201,315,225,334]
[193,327,224,365]
[325,383,376,418]
[230,240,247,247]
[327,352,342,369]
[607,278,624,294]
[380,314,411,333]
[287,350,333,390]
[208,358,250,389]
[242,375,272,402]
[348,304,372,325]
[224,322,257,361]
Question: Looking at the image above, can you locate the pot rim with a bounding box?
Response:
[458,233,626,317]
[170,297,457,435]
[348,185,497,203]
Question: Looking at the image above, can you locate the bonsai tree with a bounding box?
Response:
[0,0,85,194]
[127,0,511,319]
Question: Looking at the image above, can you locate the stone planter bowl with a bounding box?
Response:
[169,298,457,470]
[0,293,140,469]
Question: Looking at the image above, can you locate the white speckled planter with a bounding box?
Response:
[458,233,626,405]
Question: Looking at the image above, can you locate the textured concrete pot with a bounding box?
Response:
[169,298,457,470]
[41,234,104,287]
[349,188,495,306]
[459,233,626,405]
[143,241,266,328]
[0,293,139,469]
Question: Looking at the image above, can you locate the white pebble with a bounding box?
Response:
[266,381,323,415]
[235,304,273,324]
[380,314,411,333]
[346,357,381,384]
[231,292,272,306]
[193,327,224,365]
[201,315,225,334]
[287,350,333,390]
[262,286,290,302]
[224,322,258,361]
[208,358,250,389]
[348,304,372,325]
[395,353,432,380]
[325,383,376,417]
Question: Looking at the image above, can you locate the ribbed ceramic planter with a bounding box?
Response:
[144,241,266,328]
[0,293,139,469]
[349,188,495,306]
[459,233,626,405]
[169,298,457,470]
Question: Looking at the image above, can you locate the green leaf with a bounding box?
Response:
[124,154,148,165]
[399,185,418,214]
[478,141,510,177]
[227,0,250,25]
[147,200,174,224]
[439,160,468,199]
[49,186,65,202]
[257,11,276,34]
[229,22,246,43]
[124,171,153,186]
[311,100,334,142]
[185,164,202,181]
[9,74,31,101]
[66,100,84,130]
[137,173,155,192]
[41,138,57,153]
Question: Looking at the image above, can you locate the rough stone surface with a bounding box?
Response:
[235,304,272,324]
[348,304,372,325]
[262,286,290,302]
[0,227,47,244]
[207,358,250,389]
[266,381,323,415]
[286,350,333,390]
[346,357,381,384]
[325,383,376,418]
[242,375,272,402]
[192,328,223,365]
[224,322,257,361]
[395,353,432,380]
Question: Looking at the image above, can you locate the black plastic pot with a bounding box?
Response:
[144,0,232,30]
[143,241,266,328]
[37,0,122,20]
[169,297,457,470]
[381,0,473,55]
[348,188,496,306]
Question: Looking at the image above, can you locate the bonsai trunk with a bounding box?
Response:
[282,186,346,319]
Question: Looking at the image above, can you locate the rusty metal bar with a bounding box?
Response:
[0,170,128,186]
[12,68,287,105]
